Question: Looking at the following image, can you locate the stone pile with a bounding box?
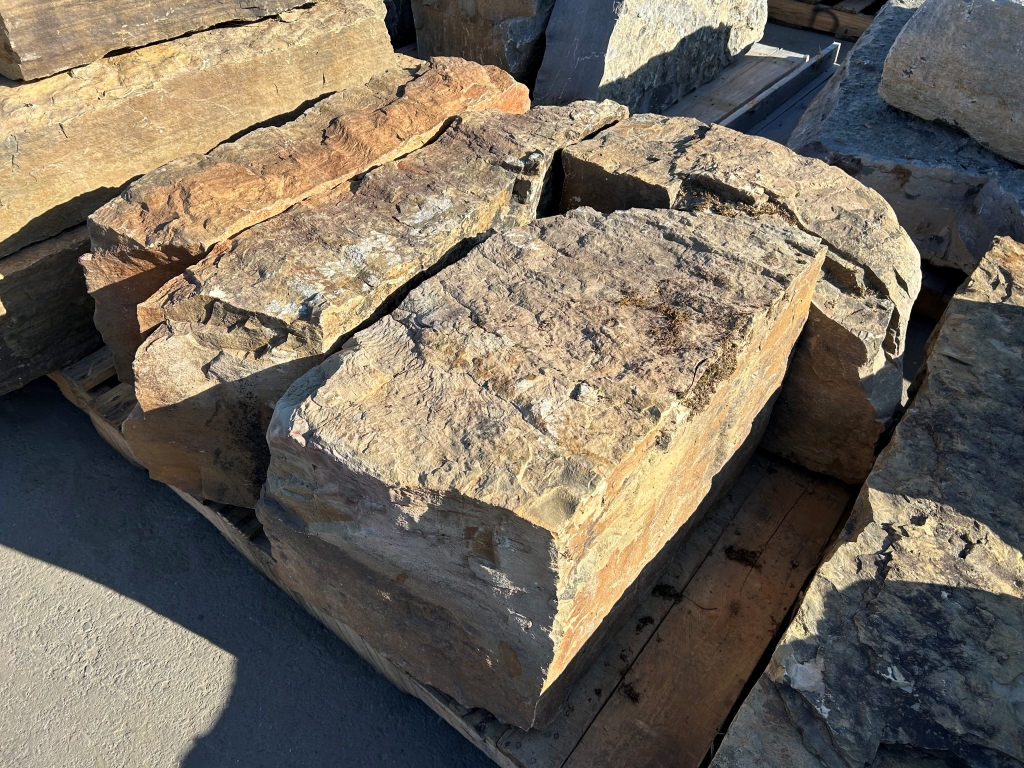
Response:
[559,114,921,482]
[410,0,767,110]
[123,101,625,508]
[0,0,395,396]
[711,236,1024,768]
[84,57,529,383]
[258,206,826,728]
[789,0,1024,275]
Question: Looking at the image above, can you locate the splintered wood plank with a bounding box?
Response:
[768,0,874,40]
[667,44,807,123]
[563,461,854,768]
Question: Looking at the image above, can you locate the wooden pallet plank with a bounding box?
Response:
[563,467,853,768]
[768,0,874,40]
[668,44,807,123]
[719,42,840,133]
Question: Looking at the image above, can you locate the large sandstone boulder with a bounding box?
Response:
[0,0,393,260]
[534,0,766,113]
[84,57,529,383]
[258,206,825,729]
[711,236,1024,768]
[0,227,99,395]
[879,0,1024,167]
[124,102,626,508]
[0,0,307,81]
[789,0,1024,274]
[561,115,921,483]
[410,0,555,83]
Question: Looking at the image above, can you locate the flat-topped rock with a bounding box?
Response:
[879,0,1024,167]
[0,0,307,81]
[0,0,393,260]
[84,57,529,383]
[561,115,921,482]
[258,207,825,729]
[124,102,627,508]
[711,236,1024,768]
[411,0,555,83]
[789,0,1024,274]
[0,227,99,395]
[534,0,766,113]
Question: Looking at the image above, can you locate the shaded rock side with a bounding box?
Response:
[123,101,627,508]
[711,236,1024,768]
[0,227,99,396]
[410,0,555,84]
[561,114,921,483]
[384,0,416,45]
[879,0,1024,168]
[258,207,825,729]
[534,0,766,113]
[0,0,394,261]
[84,57,530,384]
[0,0,307,81]
[788,0,1024,275]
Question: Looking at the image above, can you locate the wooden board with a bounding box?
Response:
[50,346,856,768]
[768,0,874,40]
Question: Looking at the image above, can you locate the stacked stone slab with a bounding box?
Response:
[879,0,1024,168]
[534,0,767,113]
[123,102,626,508]
[789,0,1024,275]
[711,236,1024,768]
[258,206,825,729]
[0,228,99,394]
[0,0,309,80]
[560,115,921,483]
[410,0,555,83]
[0,0,393,395]
[84,57,530,384]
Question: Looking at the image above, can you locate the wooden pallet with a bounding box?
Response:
[667,41,841,131]
[768,0,876,40]
[50,346,856,768]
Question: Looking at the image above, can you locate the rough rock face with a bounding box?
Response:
[0,0,393,260]
[561,115,921,483]
[258,207,825,729]
[0,227,99,395]
[124,102,627,508]
[0,0,308,81]
[879,0,1024,167]
[84,57,530,384]
[788,0,1024,275]
[711,236,1024,768]
[534,0,766,113]
[410,0,555,83]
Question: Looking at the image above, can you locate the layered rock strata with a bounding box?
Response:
[258,206,826,729]
[879,0,1024,167]
[124,101,626,508]
[84,57,530,383]
[534,0,766,113]
[0,227,99,395]
[789,0,1024,274]
[0,0,307,81]
[711,236,1024,768]
[410,0,555,83]
[561,115,921,483]
[0,0,393,260]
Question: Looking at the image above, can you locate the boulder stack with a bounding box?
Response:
[560,115,921,482]
[83,57,529,383]
[258,206,825,729]
[0,0,396,395]
[711,236,1024,768]
[124,102,626,508]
